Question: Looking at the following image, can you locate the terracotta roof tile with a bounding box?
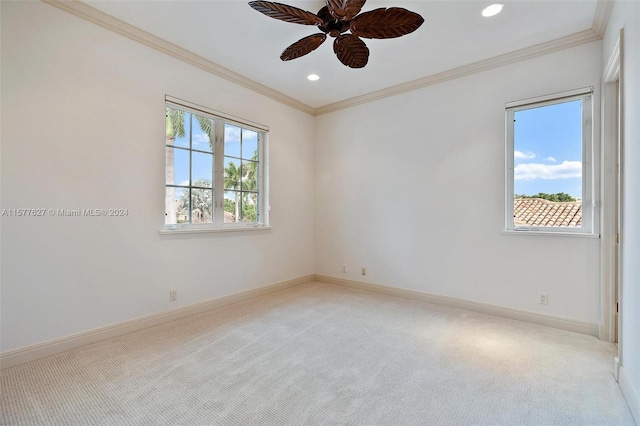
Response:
[514,198,582,228]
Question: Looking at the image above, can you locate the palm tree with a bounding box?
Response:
[168,109,261,225]
[243,151,259,192]
[194,115,212,141]
[224,150,260,222]
[165,108,185,224]
[166,108,213,224]
[241,152,259,222]
[224,162,242,221]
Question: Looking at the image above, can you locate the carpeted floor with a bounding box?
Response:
[0,282,635,425]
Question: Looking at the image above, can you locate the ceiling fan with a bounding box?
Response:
[248,0,425,69]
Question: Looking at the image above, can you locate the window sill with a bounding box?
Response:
[160,225,271,235]
[501,230,599,239]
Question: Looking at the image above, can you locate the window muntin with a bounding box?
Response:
[506,88,593,234]
[165,100,267,230]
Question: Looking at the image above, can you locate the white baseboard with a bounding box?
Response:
[314,274,600,337]
[0,274,314,370]
[0,274,603,370]
[619,366,640,424]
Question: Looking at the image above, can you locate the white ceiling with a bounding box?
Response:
[84,0,599,109]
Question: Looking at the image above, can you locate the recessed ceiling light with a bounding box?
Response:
[482,4,503,17]
[307,74,320,81]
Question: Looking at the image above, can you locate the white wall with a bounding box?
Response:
[604,1,640,421]
[315,41,603,323]
[0,1,315,352]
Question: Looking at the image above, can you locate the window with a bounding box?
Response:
[505,87,593,234]
[164,96,268,231]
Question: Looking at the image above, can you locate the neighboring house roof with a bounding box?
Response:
[514,198,582,227]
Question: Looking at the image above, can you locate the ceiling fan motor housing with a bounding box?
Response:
[318,6,351,37]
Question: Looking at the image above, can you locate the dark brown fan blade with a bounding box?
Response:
[326,0,366,21]
[350,7,424,39]
[333,34,369,68]
[281,33,327,61]
[248,1,323,25]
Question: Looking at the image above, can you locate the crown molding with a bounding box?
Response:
[42,0,606,117]
[315,29,601,115]
[592,0,614,38]
[41,0,316,116]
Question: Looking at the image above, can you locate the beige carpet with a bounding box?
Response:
[0,282,635,425]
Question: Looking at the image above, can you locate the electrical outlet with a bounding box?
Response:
[538,292,548,305]
[169,289,177,302]
[342,265,347,273]
[361,267,367,276]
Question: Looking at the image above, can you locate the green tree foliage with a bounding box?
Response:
[242,194,257,222]
[165,108,185,224]
[166,108,213,224]
[243,152,258,191]
[224,162,242,221]
[178,180,212,223]
[195,115,213,142]
[224,199,235,213]
[168,107,260,224]
[166,108,185,139]
[223,153,259,222]
[516,192,577,202]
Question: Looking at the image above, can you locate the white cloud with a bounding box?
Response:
[514,150,536,159]
[514,161,582,180]
[193,133,211,148]
[225,125,241,142]
[545,156,557,162]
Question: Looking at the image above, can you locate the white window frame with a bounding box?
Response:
[505,87,595,235]
[163,95,269,233]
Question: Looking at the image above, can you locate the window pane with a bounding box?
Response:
[165,187,188,225]
[167,147,190,186]
[166,108,189,148]
[192,115,214,153]
[242,192,258,223]
[190,188,213,224]
[165,103,266,229]
[224,191,239,223]
[224,157,241,190]
[242,129,258,160]
[224,124,241,158]
[513,99,582,228]
[192,151,213,188]
[241,160,258,191]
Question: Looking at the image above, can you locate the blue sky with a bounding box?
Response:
[513,99,583,197]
